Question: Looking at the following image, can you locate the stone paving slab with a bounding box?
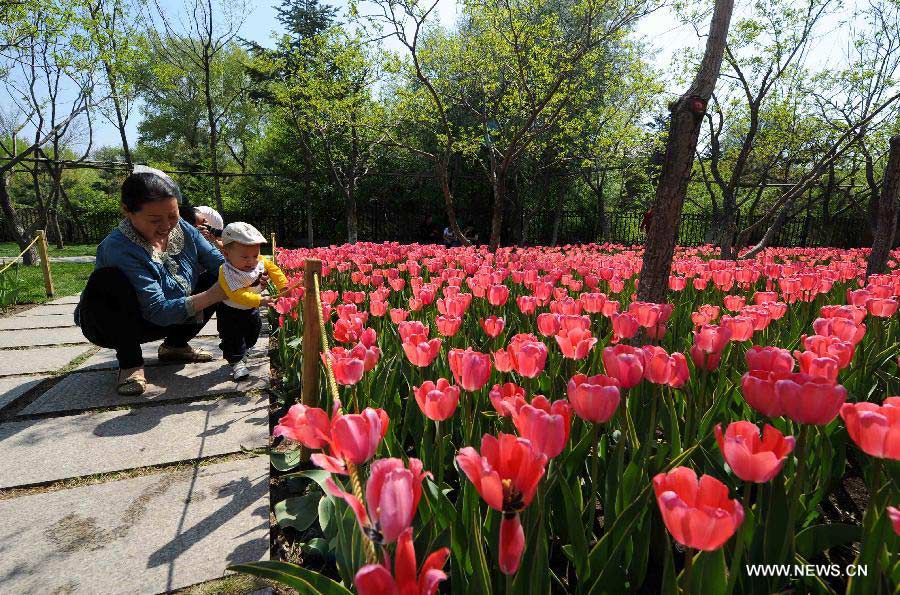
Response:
[0,325,88,348]
[0,455,268,594]
[49,294,82,304]
[0,394,268,488]
[0,345,92,377]
[0,314,78,330]
[0,376,47,410]
[24,358,269,415]
[13,303,77,317]
[75,336,268,372]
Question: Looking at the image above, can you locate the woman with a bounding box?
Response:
[75,168,228,396]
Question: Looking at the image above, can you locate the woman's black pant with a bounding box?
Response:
[76,267,216,369]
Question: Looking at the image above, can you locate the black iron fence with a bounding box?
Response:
[0,205,873,249]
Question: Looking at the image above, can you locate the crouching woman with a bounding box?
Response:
[75,169,228,396]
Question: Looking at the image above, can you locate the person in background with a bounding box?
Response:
[418,214,442,244]
[194,205,225,251]
[217,222,288,380]
[75,167,227,396]
[640,208,653,233]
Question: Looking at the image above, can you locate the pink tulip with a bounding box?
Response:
[567,374,621,423]
[448,348,492,391]
[414,379,460,421]
[355,527,449,595]
[602,344,645,389]
[715,421,795,483]
[554,327,597,360]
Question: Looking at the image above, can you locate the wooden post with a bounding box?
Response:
[36,230,54,297]
[300,258,322,461]
[271,232,277,259]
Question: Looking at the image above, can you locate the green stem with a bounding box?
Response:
[435,420,445,486]
[683,548,695,594]
[586,423,601,531]
[726,482,753,594]
[781,424,810,563]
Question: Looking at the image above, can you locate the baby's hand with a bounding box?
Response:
[259,296,274,308]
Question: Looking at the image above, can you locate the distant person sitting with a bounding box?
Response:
[443,225,461,248]
[418,214,441,244]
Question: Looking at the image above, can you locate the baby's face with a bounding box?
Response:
[223,242,261,272]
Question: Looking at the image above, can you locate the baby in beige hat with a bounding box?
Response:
[217,222,287,379]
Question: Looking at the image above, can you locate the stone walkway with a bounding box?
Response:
[0,297,270,593]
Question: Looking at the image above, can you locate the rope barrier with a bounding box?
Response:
[0,235,41,275]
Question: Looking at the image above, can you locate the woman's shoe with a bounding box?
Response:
[116,366,146,396]
[158,344,213,363]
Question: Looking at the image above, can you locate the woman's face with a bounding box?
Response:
[124,197,180,244]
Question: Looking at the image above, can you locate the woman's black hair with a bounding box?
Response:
[121,172,184,213]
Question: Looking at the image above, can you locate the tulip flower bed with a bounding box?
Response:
[234,242,899,595]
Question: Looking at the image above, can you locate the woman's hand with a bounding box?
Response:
[189,279,227,313]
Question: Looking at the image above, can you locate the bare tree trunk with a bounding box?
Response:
[345,185,358,244]
[437,160,469,246]
[0,174,38,265]
[637,0,736,303]
[743,197,795,258]
[867,134,900,277]
[107,64,133,166]
[551,193,565,247]
[488,148,505,250]
[203,51,224,212]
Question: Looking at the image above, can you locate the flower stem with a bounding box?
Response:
[726,482,753,594]
[586,423,600,531]
[781,424,810,563]
[683,547,694,594]
[347,461,378,565]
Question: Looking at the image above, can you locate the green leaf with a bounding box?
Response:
[270,448,303,471]
[228,561,353,594]
[274,494,322,532]
[796,523,860,560]
[559,473,589,580]
[689,549,727,595]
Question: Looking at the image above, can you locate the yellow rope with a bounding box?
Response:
[0,235,42,275]
[311,271,378,565]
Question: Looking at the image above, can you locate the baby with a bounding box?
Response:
[218,222,287,379]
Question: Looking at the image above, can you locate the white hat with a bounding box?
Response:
[194,205,224,231]
[221,222,267,245]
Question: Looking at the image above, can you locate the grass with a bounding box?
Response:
[0,241,96,257]
[0,262,93,307]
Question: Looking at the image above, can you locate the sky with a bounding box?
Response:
[28,0,857,151]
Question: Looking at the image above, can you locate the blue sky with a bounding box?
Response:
[96,0,691,149]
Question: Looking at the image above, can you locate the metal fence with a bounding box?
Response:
[0,205,873,249]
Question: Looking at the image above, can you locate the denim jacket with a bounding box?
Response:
[76,219,225,327]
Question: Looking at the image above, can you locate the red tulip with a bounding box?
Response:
[721,315,755,341]
[653,467,744,551]
[812,317,866,345]
[567,374,621,423]
[493,348,514,372]
[355,527,449,595]
[516,295,539,315]
[504,333,546,378]
[611,313,640,342]
[888,506,900,535]
[489,382,527,416]
[745,346,794,374]
[580,292,607,313]
[867,297,898,317]
[554,327,597,360]
[481,316,506,338]
[276,400,389,474]
[793,350,839,383]
[327,457,427,544]
[723,294,746,312]
[839,397,900,460]
[457,434,547,575]
[448,348,492,391]
[512,397,572,459]
[273,403,331,448]
[436,314,462,337]
[602,344,645,389]
[398,320,429,342]
[536,313,561,337]
[642,346,689,387]
[802,334,855,368]
[487,284,510,306]
[775,373,847,425]
[326,347,366,385]
[740,370,789,418]
[402,334,443,368]
[715,421,795,483]
[390,308,410,324]
[414,379,460,421]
